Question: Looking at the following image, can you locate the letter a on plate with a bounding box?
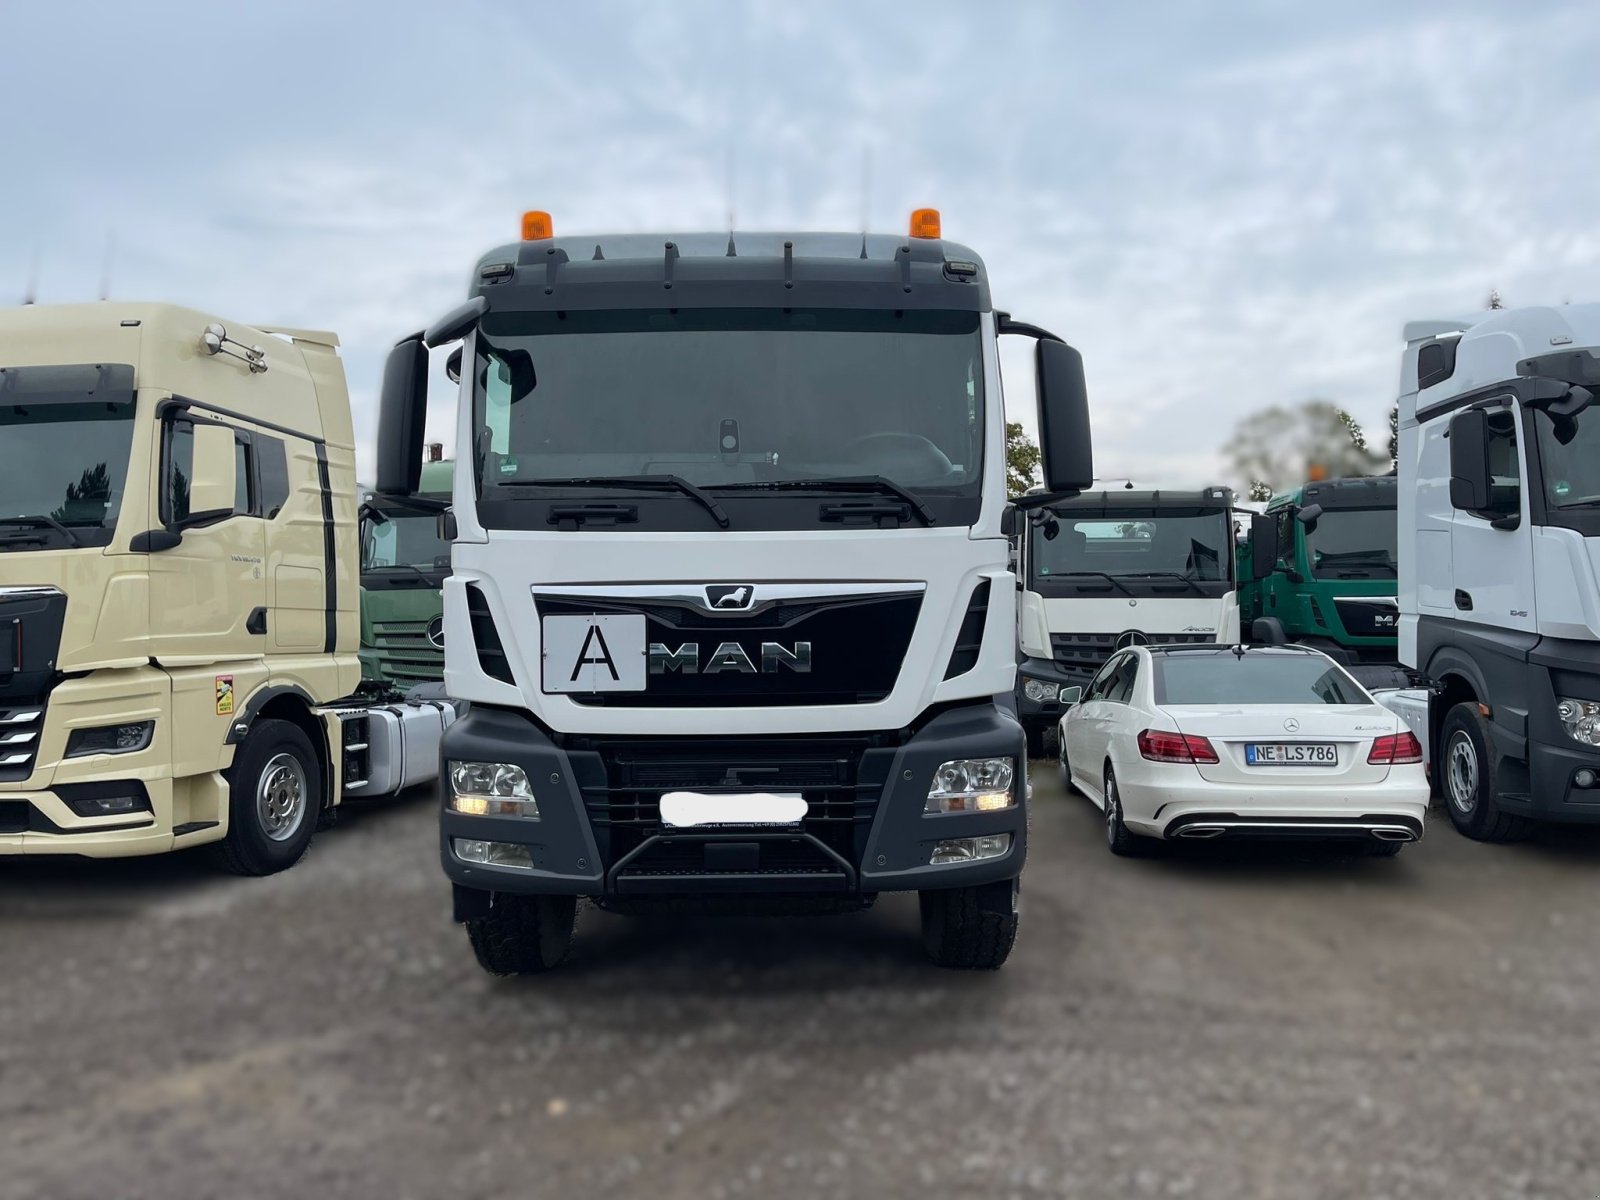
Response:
[541,613,647,692]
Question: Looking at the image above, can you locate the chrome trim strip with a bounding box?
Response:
[1333,595,1399,608]
[0,586,65,598]
[1,711,41,724]
[532,581,926,617]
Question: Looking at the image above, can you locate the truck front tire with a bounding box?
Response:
[1440,702,1533,843]
[919,878,1018,969]
[466,893,579,975]
[218,718,322,876]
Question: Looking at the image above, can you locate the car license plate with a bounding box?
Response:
[1245,742,1337,766]
[541,613,647,692]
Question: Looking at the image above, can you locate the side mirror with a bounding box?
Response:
[376,335,428,498]
[1249,512,1278,580]
[445,346,463,385]
[1000,504,1019,538]
[1035,340,1093,493]
[185,423,237,524]
[1295,502,1323,531]
[1251,617,1288,646]
[1448,408,1492,512]
[1060,685,1084,706]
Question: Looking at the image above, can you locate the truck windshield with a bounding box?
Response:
[1031,509,1232,585]
[1155,652,1367,705]
[362,511,450,575]
[471,308,983,525]
[0,399,137,551]
[1304,507,1397,579]
[1533,407,1600,512]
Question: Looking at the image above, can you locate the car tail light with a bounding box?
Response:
[1368,731,1424,764]
[1137,729,1219,764]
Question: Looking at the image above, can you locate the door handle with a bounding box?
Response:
[246,607,269,635]
[1454,589,1473,612]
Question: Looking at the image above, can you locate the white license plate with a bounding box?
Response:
[541,613,647,693]
[1245,742,1338,766]
[660,791,808,828]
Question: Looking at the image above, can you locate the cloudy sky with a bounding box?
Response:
[4,0,1598,485]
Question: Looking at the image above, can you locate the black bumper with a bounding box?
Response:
[440,702,1027,906]
[1014,655,1082,731]
[1520,739,1600,822]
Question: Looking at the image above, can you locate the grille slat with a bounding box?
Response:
[1049,631,1215,678]
[0,702,46,783]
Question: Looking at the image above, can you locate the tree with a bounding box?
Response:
[1221,399,1387,500]
[51,463,112,523]
[1387,402,1399,467]
[1006,422,1041,496]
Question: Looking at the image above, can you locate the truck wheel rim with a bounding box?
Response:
[1446,734,1478,816]
[257,753,307,841]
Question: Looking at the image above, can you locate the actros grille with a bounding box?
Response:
[0,702,46,783]
[367,619,444,687]
[1049,632,1215,678]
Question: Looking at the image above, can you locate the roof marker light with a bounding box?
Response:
[521,211,554,241]
[909,208,941,239]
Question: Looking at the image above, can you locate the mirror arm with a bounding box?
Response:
[995,311,1064,343]
[424,296,489,349]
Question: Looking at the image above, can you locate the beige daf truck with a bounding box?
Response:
[0,302,452,872]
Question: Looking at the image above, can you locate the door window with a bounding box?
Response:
[1484,409,1521,517]
[1105,654,1139,704]
[1086,654,1123,701]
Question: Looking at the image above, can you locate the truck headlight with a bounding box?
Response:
[448,761,539,818]
[930,833,1012,864]
[1023,678,1059,703]
[64,721,154,758]
[1556,698,1600,748]
[453,838,535,869]
[925,757,1015,813]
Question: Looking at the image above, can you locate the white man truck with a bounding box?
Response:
[1013,482,1273,757]
[1396,302,1600,840]
[375,209,1094,972]
[0,303,451,871]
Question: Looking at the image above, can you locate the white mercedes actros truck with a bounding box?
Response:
[1396,302,1600,840]
[1012,481,1274,757]
[375,208,1094,972]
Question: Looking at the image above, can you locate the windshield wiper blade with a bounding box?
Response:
[1055,570,1133,596]
[0,514,82,548]
[708,476,935,526]
[1123,571,1205,595]
[498,475,730,528]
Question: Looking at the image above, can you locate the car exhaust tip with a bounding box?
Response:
[1371,827,1416,843]
[1178,825,1226,839]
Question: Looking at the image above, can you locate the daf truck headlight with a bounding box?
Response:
[1023,678,1059,704]
[1556,697,1600,748]
[448,761,539,817]
[925,757,1016,813]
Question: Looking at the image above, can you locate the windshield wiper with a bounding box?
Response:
[499,475,730,528]
[0,514,83,548]
[1124,570,1205,595]
[1054,570,1133,596]
[367,562,437,583]
[708,476,935,526]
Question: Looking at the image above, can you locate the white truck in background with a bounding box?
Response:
[1388,302,1600,840]
[1012,481,1274,757]
[0,303,452,870]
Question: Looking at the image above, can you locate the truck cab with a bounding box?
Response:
[1013,482,1244,757]
[358,458,452,688]
[1242,475,1399,666]
[376,210,1094,972]
[1398,303,1600,839]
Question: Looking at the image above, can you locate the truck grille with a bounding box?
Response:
[1049,632,1215,679]
[366,619,444,687]
[574,736,889,883]
[0,701,46,784]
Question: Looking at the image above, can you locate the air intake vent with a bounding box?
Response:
[943,580,992,679]
[1308,595,1327,628]
[465,585,514,684]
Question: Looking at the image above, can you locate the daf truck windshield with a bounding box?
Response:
[1305,508,1397,579]
[471,308,983,529]
[0,399,137,551]
[1032,510,1232,586]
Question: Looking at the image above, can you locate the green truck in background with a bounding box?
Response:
[1240,474,1400,671]
[358,458,452,689]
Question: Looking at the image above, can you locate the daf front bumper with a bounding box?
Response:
[439,701,1028,904]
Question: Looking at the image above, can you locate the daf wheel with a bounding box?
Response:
[919,877,1018,970]
[466,893,579,975]
[218,718,322,875]
[1440,702,1533,843]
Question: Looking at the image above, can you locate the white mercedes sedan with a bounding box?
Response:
[1056,645,1429,856]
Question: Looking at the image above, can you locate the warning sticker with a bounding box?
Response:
[215,675,235,716]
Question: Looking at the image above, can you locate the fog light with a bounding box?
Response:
[452,838,535,869]
[1556,697,1600,747]
[65,721,155,758]
[448,761,539,818]
[930,833,1012,865]
[1023,678,1059,704]
[926,757,1015,813]
[1576,769,1597,789]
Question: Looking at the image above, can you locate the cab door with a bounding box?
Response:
[147,411,268,664]
[1450,403,1535,633]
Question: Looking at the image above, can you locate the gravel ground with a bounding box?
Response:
[3,763,1599,1200]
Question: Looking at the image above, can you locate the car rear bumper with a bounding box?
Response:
[1117,773,1429,841]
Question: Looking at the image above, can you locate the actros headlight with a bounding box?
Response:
[1023,678,1060,704]
[925,757,1016,813]
[448,761,540,818]
[1556,697,1600,748]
